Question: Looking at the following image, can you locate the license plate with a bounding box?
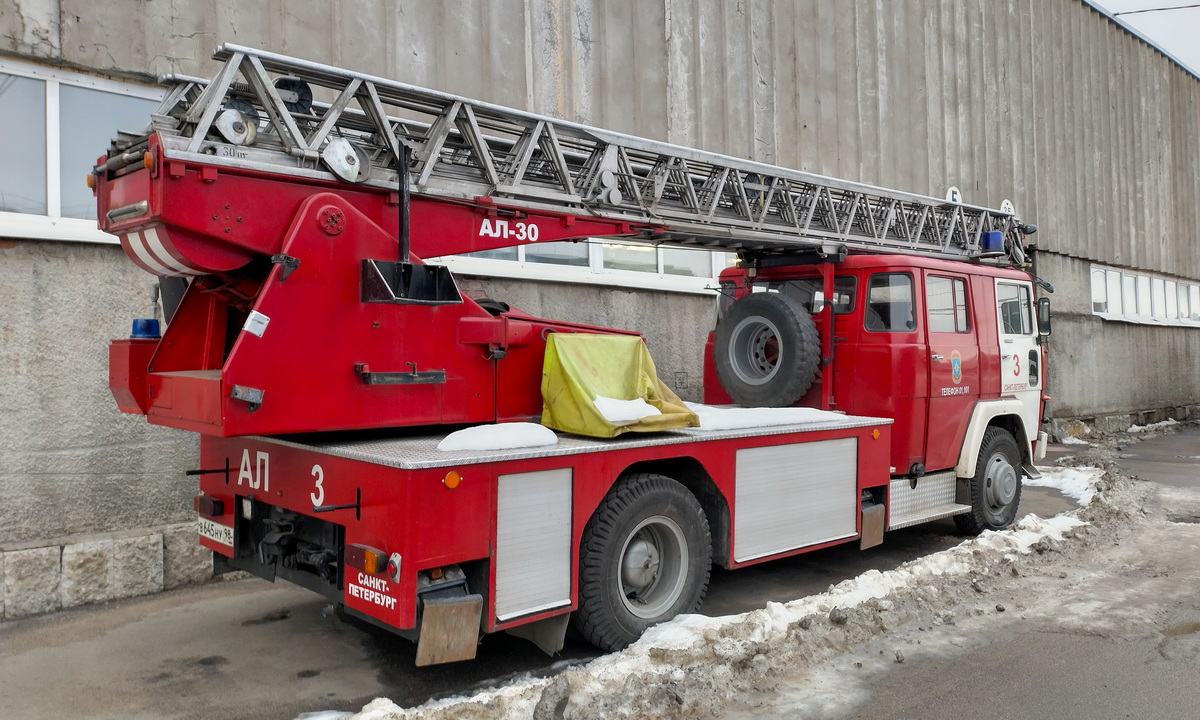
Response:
[198,517,234,548]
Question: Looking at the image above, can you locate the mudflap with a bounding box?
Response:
[860,503,885,550]
[415,594,484,666]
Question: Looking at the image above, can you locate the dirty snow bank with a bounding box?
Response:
[352,467,1100,720]
[1024,465,1104,505]
[1127,418,1178,433]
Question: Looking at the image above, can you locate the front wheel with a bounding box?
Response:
[573,473,712,652]
[954,427,1023,535]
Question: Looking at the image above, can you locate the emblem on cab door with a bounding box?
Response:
[951,350,963,384]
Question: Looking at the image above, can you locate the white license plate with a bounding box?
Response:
[198,517,234,548]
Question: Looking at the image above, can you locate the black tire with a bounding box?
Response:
[954,427,1023,535]
[714,292,820,407]
[475,297,510,316]
[573,473,712,652]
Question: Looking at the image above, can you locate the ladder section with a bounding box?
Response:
[135,44,1030,262]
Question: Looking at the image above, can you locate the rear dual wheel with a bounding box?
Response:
[573,473,712,651]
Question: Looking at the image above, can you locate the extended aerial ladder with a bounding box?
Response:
[96,45,1037,438]
[103,44,1033,276]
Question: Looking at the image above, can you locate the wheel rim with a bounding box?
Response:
[728,315,783,386]
[982,452,1018,522]
[618,515,688,619]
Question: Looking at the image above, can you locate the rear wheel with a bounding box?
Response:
[573,473,711,651]
[955,427,1023,534]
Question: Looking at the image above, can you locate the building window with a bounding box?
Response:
[441,241,735,295]
[0,58,161,243]
[1090,263,1200,327]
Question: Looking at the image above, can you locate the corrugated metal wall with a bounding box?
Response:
[27,0,1197,279]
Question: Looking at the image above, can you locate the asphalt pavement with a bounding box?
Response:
[841,424,1200,720]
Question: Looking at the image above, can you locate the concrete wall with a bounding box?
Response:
[3,0,1200,615]
[1037,252,1200,427]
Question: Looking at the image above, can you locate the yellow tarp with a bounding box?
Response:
[540,333,700,438]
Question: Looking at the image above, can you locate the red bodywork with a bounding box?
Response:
[196,421,891,634]
[704,256,1045,474]
[100,135,651,436]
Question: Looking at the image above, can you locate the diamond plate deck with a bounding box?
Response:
[253,413,891,470]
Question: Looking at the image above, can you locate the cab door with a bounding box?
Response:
[994,280,1042,445]
[924,272,981,472]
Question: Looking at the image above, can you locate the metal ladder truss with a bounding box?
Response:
[135,44,1030,262]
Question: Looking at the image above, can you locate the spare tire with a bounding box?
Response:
[714,292,820,407]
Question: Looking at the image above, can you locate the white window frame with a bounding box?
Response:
[1090,263,1200,327]
[429,241,732,295]
[0,57,162,245]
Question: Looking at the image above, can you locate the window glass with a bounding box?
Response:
[1122,275,1138,316]
[525,240,589,267]
[865,273,915,332]
[59,85,158,219]
[1179,283,1192,321]
[662,246,711,277]
[0,72,47,214]
[927,275,969,333]
[1136,276,1152,318]
[1151,277,1166,319]
[466,247,519,261]
[1166,281,1178,320]
[1090,267,1107,313]
[996,283,1033,335]
[601,241,656,272]
[764,275,856,315]
[1191,286,1200,321]
[1106,270,1122,314]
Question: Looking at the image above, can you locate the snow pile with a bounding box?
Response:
[351,509,1091,720]
[593,395,662,423]
[685,402,852,431]
[1058,435,1092,446]
[436,423,558,452]
[1026,465,1104,505]
[1127,418,1178,433]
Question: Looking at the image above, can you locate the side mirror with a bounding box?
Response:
[1037,297,1052,337]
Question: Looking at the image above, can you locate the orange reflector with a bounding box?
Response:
[872,429,880,440]
[86,173,95,189]
[442,471,462,489]
[194,494,224,518]
[429,567,444,580]
[345,544,388,575]
[143,151,154,170]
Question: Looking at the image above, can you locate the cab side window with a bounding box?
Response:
[997,283,1033,335]
[865,273,915,332]
[926,275,969,333]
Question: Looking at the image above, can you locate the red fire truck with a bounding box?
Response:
[96,46,1049,665]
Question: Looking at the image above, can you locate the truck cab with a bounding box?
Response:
[704,255,1049,482]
